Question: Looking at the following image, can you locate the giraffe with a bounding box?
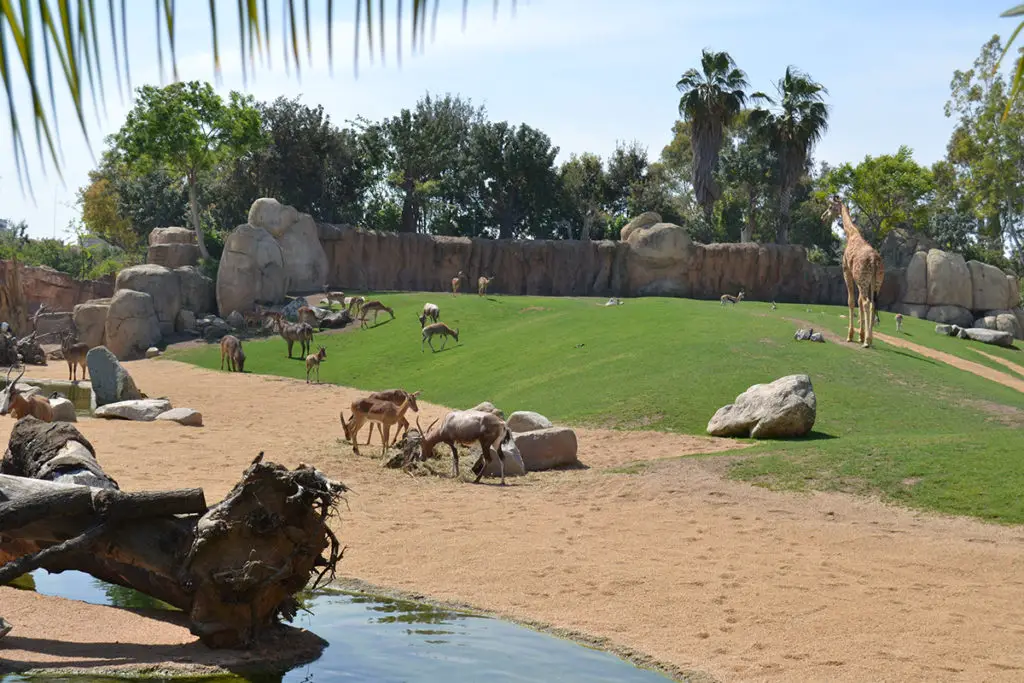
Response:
[822,195,885,348]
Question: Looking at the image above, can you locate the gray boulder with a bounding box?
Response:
[472,437,527,478]
[926,249,972,309]
[48,396,77,422]
[964,328,1015,348]
[94,398,173,421]
[507,410,554,433]
[707,374,817,439]
[925,304,974,328]
[156,407,204,427]
[319,309,353,329]
[104,289,161,360]
[903,251,928,304]
[72,299,111,349]
[470,401,504,419]
[86,346,143,406]
[175,266,216,316]
[513,427,579,471]
[115,264,182,331]
[176,309,196,333]
[968,260,1012,312]
[227,310,245,330]
[216,223,286,317]
[248,198,330,293]
[280,297,309,321]
[935,324,953,336]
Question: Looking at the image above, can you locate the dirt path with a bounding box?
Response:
[3,360,1024,682]
[967,347,1024,378]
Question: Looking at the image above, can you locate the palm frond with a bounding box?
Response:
[1,0,518,197]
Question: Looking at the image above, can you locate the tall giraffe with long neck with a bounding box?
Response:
[823,195,885,348]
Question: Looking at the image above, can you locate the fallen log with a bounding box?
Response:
[0,417,348,648]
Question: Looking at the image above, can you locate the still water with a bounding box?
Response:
[2,570,675,683]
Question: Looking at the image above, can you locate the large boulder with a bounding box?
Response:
[507,410,554,433]
[94,398,173,421]
[625,222,696,296]
[978,310,1022,339]
[149,227,196,246]
[926,249,972,309]
[115,264,182,334]
[216,224,286,317]
[103,290,162,361]
[470,401,504,419]
[903,251,928,305]
[707,374,817,439]
[891,302,929,320]
[72,299,110,348]
[1007,275,1021,309]
[248,198,329,293]
[1015,307,1024,339]
[175,266,216,316]
[512,427,579,471]
[963,327,1015,348]
[968,260,1012,313]
[176,309,197,333]
[86,345,143,406]
[148,227,200,269]
[619,211,661,242]
[926,304,974,328]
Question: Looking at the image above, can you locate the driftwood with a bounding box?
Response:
[0,418,348,648]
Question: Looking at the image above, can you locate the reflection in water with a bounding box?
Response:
[3,570,673,683]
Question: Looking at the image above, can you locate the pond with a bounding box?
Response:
[2,570,676,683]
[0,379,94,415]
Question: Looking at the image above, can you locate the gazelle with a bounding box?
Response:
[720,290,745,306]
[359,300,395,328]
[418,303,440,329]
[451,271,464,296]
[60,329,89,382]
[343,389,422,446]
[322,285,346,308]
[305,345,327,383]
[478,275,495,296]
[422,322,459,352]
[342,392,418,456]
[895,313,904,334]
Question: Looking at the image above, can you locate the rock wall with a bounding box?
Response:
[0,260,113,313]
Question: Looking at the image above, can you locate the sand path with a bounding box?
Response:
[2,359,1024,682]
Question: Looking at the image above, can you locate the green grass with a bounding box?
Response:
[166,294,1024,524]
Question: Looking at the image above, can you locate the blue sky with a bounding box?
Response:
[0,0,1015,239]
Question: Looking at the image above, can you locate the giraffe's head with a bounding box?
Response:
[821,195,844,222]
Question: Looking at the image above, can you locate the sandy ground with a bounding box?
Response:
[2,357,1024,682]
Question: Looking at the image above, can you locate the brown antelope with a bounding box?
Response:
[417,410,519,485]
[422,322,459,352]
[297,305,319,330]
[478,275,495,296]
[0,366,54,422]
[895,313,904,334]
[220,335,246,372]
[268,312,314,358]
[243,305,267,333]
[418,303,440,329]
[305,345,327,383]
[344,295,366,315]
[341,392,418,456]
[60,329,89,382]
[322,285,346,308]
[359,300,395,328]
[720,290,745,306]
[451,271,464,296]
[343,388,422,446]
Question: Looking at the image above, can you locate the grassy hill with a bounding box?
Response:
[166,293,1024,524]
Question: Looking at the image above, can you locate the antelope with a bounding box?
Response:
[243,305,267,333]
[344,295,366,315]
[720,290,745,306]
[0,366,54,422]
[220,335,246,372]
[306,345,327,383]
[417,410,519,485]
[359,300,395,328]
[418,303,440,329]
[422,322,459,352]
[60,329,89,382]
[322,285,346,308]
[341,392,418,456]
[895,313,904,334]
[297,305,319,331]
[478,275,495,297]
[452,271,464,296]
[343,388,422,446]
[770,301,778,311]
[268,312,313,358]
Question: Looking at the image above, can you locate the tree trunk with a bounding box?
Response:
[399,180,418,234]
[741,191,756,243]
[0,418,348,649]
[187,175,211,261]
[776,184,792,245]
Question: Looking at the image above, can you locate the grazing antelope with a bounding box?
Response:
[343,295,366,316]
[220,335,246,372]
[478,275,495,296]
[268,312,314,358]
[895,313,904,334]
[721,290,745,306]
[359,300,395,328]
[422,322,459,352]
[341,392,418,456]
[323,285,346,308]
[343,389,422,446]
[418,303,440,329]
[417,410,519,486]
[306,345,327,383]
[0,366,54,422]
[60,329,89,382]
[243,305,268,333]
[452,271,464,296]
[770,301,778,311]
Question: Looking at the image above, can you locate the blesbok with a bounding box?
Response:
[0,366,54,422]
[418,303,440,329]
[220,335,246,372]
[341,392,418,456]
[720,290,745,306]
[60,329,89,382]
[359,300,395,328]
[478,275,495,296]
[451,271,464,296]
[422,322,459,352]
[343,388,422,446]
[417,410,519,485]
[268,312,313,358]
[305,345,327,384]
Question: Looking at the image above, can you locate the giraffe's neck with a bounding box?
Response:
[840,205,863,242]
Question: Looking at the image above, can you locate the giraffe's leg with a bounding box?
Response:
[845,279,856,342]
[858,291,867,344]
[864,288,877,348]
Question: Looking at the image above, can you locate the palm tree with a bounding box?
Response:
[675,49,749,224]
[1,0,514,194]
[747,66,829,245]
[997,4,1024,120]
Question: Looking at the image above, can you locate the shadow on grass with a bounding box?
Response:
[882,347,940,366]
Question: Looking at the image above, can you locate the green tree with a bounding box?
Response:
[559,153,608,240]
[748,67,830,245]
[717,110,776,243]
[604,141,649,219]
[76,171,138,251]
[820,145,934,244]
[676,50,749,224]
[109,81,266,259]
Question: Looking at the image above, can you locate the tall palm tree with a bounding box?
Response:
[997,4,1024,119]
[1,0,514,194]
[675,49,749,224]
[747,66,829,245]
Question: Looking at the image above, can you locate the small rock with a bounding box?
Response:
[48,397,77,422]
[513,427,579,471]
[145,347,161,359]
[470,401,504,419]
[707,374,817,439]
[94,398,173,421]
[472,437,526,478]
[935,324,952,336]
[176,309,197,332]
[155,407,203,427]
[227,310,246,330]
[0,617,11,639]
[507,410,553,433]
[963,327,1015,347]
